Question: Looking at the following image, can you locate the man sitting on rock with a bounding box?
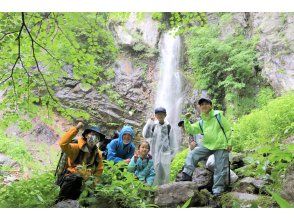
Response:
[56,122,105,202]
[106,125,135,164]
[179,97,233,197]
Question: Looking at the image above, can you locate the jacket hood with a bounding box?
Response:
[118,126,134,147]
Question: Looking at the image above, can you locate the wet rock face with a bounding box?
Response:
[252,13,294,94]
[210,12,294,94]
[111,13,160,49]
[54,13,161,136]
[55,55,157,136]
[29,122,60,145]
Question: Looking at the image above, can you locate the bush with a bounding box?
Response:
[0,132,35,171]
[170,148,189,181]
[0,173,59,208]
[79,160,157,208]
[232,92,294,151]
[185,15,262,114]
[232,92,294,188]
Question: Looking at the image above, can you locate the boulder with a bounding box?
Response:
[154,182,209,207]
[192,167,213,191]
[54,200,81,208]
[230,192,259,202]
[0,153,19,168]
[234,177,267,194]
[281,163,294,204]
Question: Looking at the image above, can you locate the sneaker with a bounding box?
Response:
[179,172,192,181]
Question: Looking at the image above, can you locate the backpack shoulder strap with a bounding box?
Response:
[214,113,228,143]
[167,124,171,135]
[199,119,204,135]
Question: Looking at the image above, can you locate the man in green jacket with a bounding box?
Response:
[180,97,232,196]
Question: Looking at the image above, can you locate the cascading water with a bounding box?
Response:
[154,30,183,156]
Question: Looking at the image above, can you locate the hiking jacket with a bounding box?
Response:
[59,126,103,178]
[184,110,232,150]
[128,155,155,186]
[106,126,135,163]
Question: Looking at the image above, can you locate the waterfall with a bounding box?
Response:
[154,30,183,153]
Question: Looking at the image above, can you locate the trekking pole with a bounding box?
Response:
[228,157,231,189]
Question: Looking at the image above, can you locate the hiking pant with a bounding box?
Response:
[57,173,83,201]
[183,146,229,194]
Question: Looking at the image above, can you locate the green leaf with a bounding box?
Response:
[268,190,293,208]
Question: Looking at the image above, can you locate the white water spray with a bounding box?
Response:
[155,30,184,153]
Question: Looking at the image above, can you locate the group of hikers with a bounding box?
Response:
[55,96,233,203]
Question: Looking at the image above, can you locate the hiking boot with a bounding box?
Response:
[179,172,192,181]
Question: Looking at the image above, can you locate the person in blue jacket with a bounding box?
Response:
[106,126,135,164]
[128,141,155,186]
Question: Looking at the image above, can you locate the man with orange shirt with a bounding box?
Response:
[56,122,105,202]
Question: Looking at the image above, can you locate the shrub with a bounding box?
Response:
[170,148,189,181]
[0,173,59,208]
[232,92,294,151]
[79,160,157,208]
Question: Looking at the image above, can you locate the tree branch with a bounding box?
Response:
[22,12,56,102]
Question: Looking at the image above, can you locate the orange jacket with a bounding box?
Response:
[58,126,103,178]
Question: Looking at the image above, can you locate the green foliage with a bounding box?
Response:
[232,92,294,151]
[0,111,32,132]
[232,93,294,191]
[79,160,157,208]
[235,144,293,181]
[179,197,192,208]
[268,190,293,208]
[0,12,119,113]
[97,83,125,108]
[185,17,261,113]
[0,132,35,171]
[0,173,59,207]
[152,12,207,34]
[170,148,189,181]
[256,87,275,108]
[220,193,276,208]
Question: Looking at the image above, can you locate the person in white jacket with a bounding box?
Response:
[142,107,176,185]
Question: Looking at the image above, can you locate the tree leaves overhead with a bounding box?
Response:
[0,12,119,111]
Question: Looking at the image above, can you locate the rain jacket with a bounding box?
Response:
[106,126,135,163]
[58,127,104,178]
[142,119,176,185]
[128,155,155,186]
[184,110,232,150]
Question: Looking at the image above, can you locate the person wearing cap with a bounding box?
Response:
[106,125,135,164]
[57,122,105,201]
[142,107,176,185]
[180,97,233,197]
